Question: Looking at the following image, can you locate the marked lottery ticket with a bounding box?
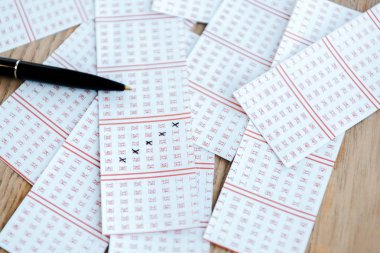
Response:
[235,3,380,167]
[108,146,214,253]
[188,0,297,160]
[0,21,97,184]
[96,0,198,234]
[205,1,359,252]
[0,0,94,53]
[152,0,221,23]
[0,99,109,253]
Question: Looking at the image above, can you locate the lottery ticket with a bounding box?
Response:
[0,99,109,253]
[108,146,214,253]
[0,0,94,53]
[96,0,198,234]
[0,21,97,184]
[205,1,361,252]
[188,0,297,160]
[152,0,221,23]
[235,3,380,167]
[204,122,344,253]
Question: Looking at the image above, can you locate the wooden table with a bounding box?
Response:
[1,0,380,252]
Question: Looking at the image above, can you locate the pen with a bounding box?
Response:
[0,57,131,91]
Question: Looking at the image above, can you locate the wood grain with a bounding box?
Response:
[1,1,380,252]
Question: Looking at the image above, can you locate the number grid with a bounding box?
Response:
[0,0,94,53]
[205,1,359,251]
[0,22,97,184]
[0,99,109,253]
[152,0,222,23]
[204,122,344,253]
[235,4,380,167]
[96,0,199,234]
[187,0,298,161]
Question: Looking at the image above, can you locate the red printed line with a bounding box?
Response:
[371,9,380,23]
[280,65,335,139]
[65,142,100,163]
[246,129,263,137]
[100,172,195,181]
[27,194,108,244]
[248,0,291,17]
[203,33,272,68]
[205,31,272,64]
[62,145,100,168]
[96,13,166,19]
[73,0,86,22]
[96,16,176,23]
[189,80,242,108]
[99,116,191,126]
[286,31,314,44]
[225,182,316,218]
[224,186,315,222]
[14,93,69,136]
[189,84,246,114]
[276,66,335,140]
[305,156,334,168]
[245,0,289,20]
[11,95,66,139]
[324,37,380,108]
[0,156,33,184]
[51,53,78,71]
[29,191,103,235]
[100,112,190,122]
[17,0,37,40]
[368,10,380,30]
[102,167,197,177]
[184,20,194,29]
[284,33,311,46]
[309,153,335,163]
[77,0,89,21]
[97,64,187,73]
[98,60,186,70]
[13,0,33,42]
[244,132,267,143]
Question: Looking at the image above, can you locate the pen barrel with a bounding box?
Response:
[0,57,17,77]
[16,61,125,91]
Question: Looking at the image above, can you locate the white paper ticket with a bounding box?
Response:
[0,21,97,184]
[188,0,297,160]
[0,0,94,53]
[204,122,344,253]
[273,0,359,66]
[110,228,209,253]
[152,0,221,23]
[96,0,198,234]
[0,99,109,253]
[205,1,358,252]
[108,146,214,253]
[235,3,380,167]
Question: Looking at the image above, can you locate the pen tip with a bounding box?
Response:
[124,85,132,90]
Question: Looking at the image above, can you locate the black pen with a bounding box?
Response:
[0,57,131,91]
